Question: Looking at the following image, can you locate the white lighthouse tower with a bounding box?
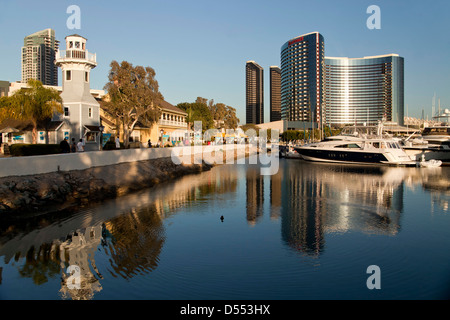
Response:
[55,34,101,151]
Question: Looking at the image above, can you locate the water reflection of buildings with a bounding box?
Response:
[280,161,325,256]
[421,168,450,213]
[278,161,415,257]
[270,168,282,220]
[246,167,264,225]
[1,162,447,298]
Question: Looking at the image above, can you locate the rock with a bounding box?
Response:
[0,157,216,217]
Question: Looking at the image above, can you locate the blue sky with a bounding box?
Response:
[1,0,449,123]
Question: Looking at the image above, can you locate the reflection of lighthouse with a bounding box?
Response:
[59,225,103,300]
[55,34,101,151]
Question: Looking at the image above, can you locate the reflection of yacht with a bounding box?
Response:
[294,124,415,166]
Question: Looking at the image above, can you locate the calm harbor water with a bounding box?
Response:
[0,159,450,300]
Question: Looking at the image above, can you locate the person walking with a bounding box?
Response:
[60,138,70,153]
[77,138,84,152]
[70,138,77,153]
[115,136,120,149]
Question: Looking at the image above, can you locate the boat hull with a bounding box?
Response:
[295,147,415,166]
[403,146,450,164]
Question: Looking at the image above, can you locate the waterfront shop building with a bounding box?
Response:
[0,34,104,151]
[101,99,188,148]
[1,81,104,146]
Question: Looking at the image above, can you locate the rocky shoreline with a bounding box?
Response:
[0,157,213,218]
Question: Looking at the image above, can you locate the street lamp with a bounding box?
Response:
[99,125,105,151]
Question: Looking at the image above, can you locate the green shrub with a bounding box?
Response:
[9,143,62,156]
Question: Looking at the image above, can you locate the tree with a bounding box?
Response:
[202,98,240,129]
[177,97,240,131]
[176,101,214,132]
[103,60,163,148]
[0,79,62,144]
[222,105,239,129]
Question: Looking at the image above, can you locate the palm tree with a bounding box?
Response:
[0,79,62,144]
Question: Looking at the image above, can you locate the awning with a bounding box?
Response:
[84,125,101,132]
[0,127,21,134]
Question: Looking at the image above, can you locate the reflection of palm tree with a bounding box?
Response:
[102,204,165,279]
[18,244,60,285]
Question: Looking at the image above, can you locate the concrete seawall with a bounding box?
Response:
[1,145,244,178]
[0,144,253,217]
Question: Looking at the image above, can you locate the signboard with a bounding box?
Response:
[102,133,111,147]
[289,37,303,46]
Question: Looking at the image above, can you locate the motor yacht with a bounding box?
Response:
[294,123,416,166]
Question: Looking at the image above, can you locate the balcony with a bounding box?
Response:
[159,119,188,128]
[55,50,97,66]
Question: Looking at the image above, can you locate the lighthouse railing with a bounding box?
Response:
[56,50,97,63]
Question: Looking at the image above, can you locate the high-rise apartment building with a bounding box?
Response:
[246,61,264,124]
[324,54,404,126]
[280,32,325,123]
[270,66,281,122]
[21,28,59,86]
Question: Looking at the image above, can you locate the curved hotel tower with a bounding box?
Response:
[280,32,325,123]
[324,54,404,126]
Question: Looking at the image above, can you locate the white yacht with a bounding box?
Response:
[400,110,450,164]
[400,133,450,163]
[294,123,416,166]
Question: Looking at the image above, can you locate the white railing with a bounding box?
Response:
[56,50,97,64]
[159,119,188,128]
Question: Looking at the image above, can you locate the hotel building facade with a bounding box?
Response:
[324,54,404,126]
[280,32,325,123]
[246,61,264,124]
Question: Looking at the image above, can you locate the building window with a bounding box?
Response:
[85,132,97,142]
[64,107,70,117]
[88,107,92,118]
[85,71,89,82]
[66,70,71,81]
[63,131,70,140]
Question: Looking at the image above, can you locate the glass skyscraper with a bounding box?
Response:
[324,54,404,126]
[280,32,325,123]
[246,61,264,124]
[270,66,281,122]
